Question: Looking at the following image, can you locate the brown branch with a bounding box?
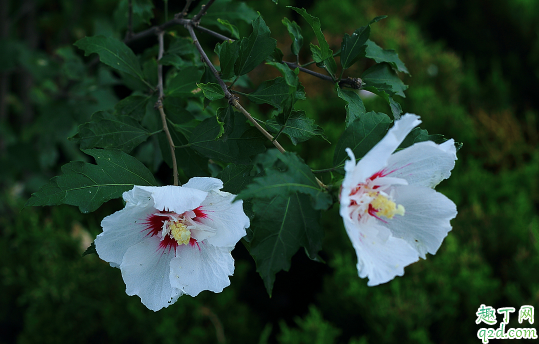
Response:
[157,30,179,186]
[185,22,286,154]
[192,0,217,24]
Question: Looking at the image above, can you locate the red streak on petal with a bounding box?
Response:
[193,206,207,219]
[369,169,388,181]
[349,185,361,196]
[159,235,178,251]
[144,213,165,237]
[189,238,201,250]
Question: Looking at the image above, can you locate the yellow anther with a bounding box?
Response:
[369,192,405,219]
[170,221,191,245]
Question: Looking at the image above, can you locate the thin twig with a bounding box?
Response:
[192,0,216,24]
[157,31,165,96]
[179,0,194,19]
[195,25,232,41]
[156,30,179,186]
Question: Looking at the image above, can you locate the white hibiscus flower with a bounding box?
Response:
[340,114,458,286]
[95,177,249,311]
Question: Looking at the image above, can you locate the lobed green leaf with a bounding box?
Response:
[249,192,324,296]
[265,110,328,145]
[282,17,303,56]
[237,150,332,210]
[197,82,225,101]
[74,36,145,83]
[235,15,277,76]
[72,111,151,153]
[26,149,157,213]
[114,94,152,121]
[246,77,291,110]
[215,40,240,80]
[362,62,408,97]
[335,86,367,128]
[365,39,409,75]
[340,26,370,70]
[165,66,204,96]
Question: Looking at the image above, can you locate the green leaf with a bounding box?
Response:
[333,112,392,169]
[165,66,204,96]
[398,127,449,150]
[73,111,151,152]
[198,82,225,101]
[270,46,284,63]
[235,15,277,76]
[218,164,256,195]
[289,7,331,60]
[249,192,324,295]
[237,150,332,210]
[215,40,240,80]
[282,17,303,56]
[362,62,408,97]
[265,111,328,145]
[74,36,145,83]
[142,58,158,87]
[365,40,409,75]
[370,15,388,24]
[266,61,299,88]
[335,86,367,128]
[114,94,152,121]
[26,149,157,213]
[170,120,199,138]
[290,6,336,76]
[363,86,403,120]
[166,36,198,60]
[189,108,266,164]
[340,26,370,70]
[199,0,258,26]
[246,77,291,110]
[217,18,240,39]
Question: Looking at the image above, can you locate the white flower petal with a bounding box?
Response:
[343,114,421,188]
[120,238,182,311]
[344,218,420,286]
[385,140,457,187]
[96,188,155,268]
[183,177,224,192]
[385,185,457,258]
[138,185,207,214]
[169,242,234,296]
[195,191,249,247]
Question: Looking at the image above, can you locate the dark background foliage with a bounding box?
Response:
[1,0,538,343]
